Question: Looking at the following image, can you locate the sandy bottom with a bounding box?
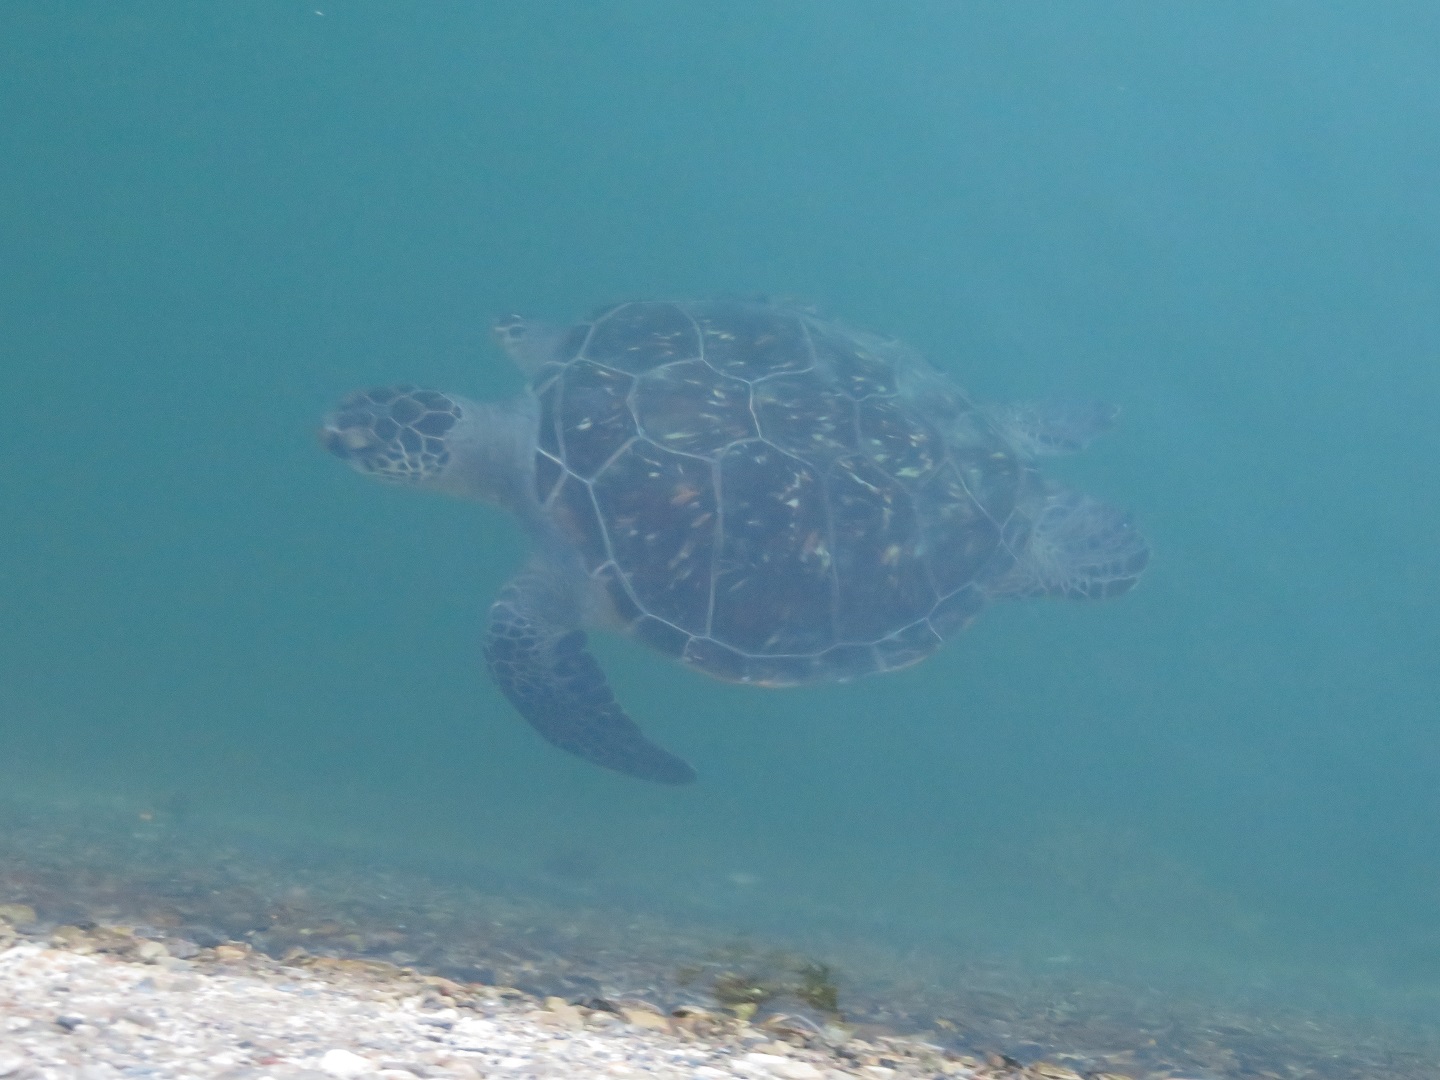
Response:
[0,936,979,1080]
[0,791,1435,1080]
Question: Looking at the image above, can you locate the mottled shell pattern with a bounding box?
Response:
[528,300,1028,686]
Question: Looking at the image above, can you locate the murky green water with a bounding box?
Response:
[3,0,1438,1038]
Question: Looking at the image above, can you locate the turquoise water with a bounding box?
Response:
[3,0,1439,1025]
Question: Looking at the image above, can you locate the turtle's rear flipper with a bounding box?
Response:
[986,400,1120,457]
[484,575,697,785]
[994,491,1149,601]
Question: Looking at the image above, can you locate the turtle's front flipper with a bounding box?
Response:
[484,572,697,785]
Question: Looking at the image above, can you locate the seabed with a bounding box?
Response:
[0,791,1435,1080]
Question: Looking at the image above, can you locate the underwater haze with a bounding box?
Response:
[3,0,1440,1042]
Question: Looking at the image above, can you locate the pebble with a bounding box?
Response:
[133,939,168,962]
[734,1053,830,1079]
[319,1047,376,1076]
[773,1064,825,1080]
[0,905,36,927]
[622,1006,673,1032]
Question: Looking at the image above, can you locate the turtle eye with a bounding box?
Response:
[320,428,352,458]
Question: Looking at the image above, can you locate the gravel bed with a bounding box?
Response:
[1,793,1437,1079]
[0,937,983,1080]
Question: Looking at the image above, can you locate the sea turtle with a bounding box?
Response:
[321,299,1148,785]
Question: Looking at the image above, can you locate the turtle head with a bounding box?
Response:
[321,384,534,507]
